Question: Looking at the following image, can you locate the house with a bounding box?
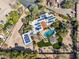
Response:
[46,0,64,7]
[22,13,56,45]
[31,13,56,34]
[19,0,36,8]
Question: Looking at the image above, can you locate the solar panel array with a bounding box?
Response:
[24,34,30,43]
[33,13,56,32]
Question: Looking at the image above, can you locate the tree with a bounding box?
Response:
[62,0,74,9]
[0,24,4,30]
[53,43,61,49]
[57,36,63,43]
[29,4,40,19]
[50,19,60,28]
[0,38,3,45]
[3,11,19,30]
[8,11,20,24]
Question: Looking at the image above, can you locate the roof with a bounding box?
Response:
[41,21,47,30]
[31,13,56,33]
[19,0,35,8]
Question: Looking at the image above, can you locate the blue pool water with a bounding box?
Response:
[44,28,56,38]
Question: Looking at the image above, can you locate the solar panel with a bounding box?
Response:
[24,34,30,43]
[35,26,41,30]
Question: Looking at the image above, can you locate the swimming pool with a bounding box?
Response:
[31,13,56,34]
[44,28,56,38]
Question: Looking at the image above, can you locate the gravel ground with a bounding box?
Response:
[0,0,16,22]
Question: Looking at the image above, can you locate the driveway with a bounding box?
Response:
[5,12,33,49]
[5,13,26,48]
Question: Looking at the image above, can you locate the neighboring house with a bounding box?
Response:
[19,0,36,8]
[46,0,64,7]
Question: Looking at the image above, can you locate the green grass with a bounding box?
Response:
[37,40,52,47]
[4,11,20,30]
[8,11,20,24]
[63,1,74,9]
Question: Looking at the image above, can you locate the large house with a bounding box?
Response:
[22,13,56,45]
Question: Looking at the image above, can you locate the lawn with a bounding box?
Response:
[4,11,20,30]
[7,11,20,24]
[37,39,52,47]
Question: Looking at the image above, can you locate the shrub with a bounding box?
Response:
[53,43,61,49]
[59,14,68,19]
[37,40,52,47]
[61,0,74,9]
[57,36,63,43]
[4,11,20,30]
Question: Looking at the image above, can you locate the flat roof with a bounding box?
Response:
[31,13,56,33]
